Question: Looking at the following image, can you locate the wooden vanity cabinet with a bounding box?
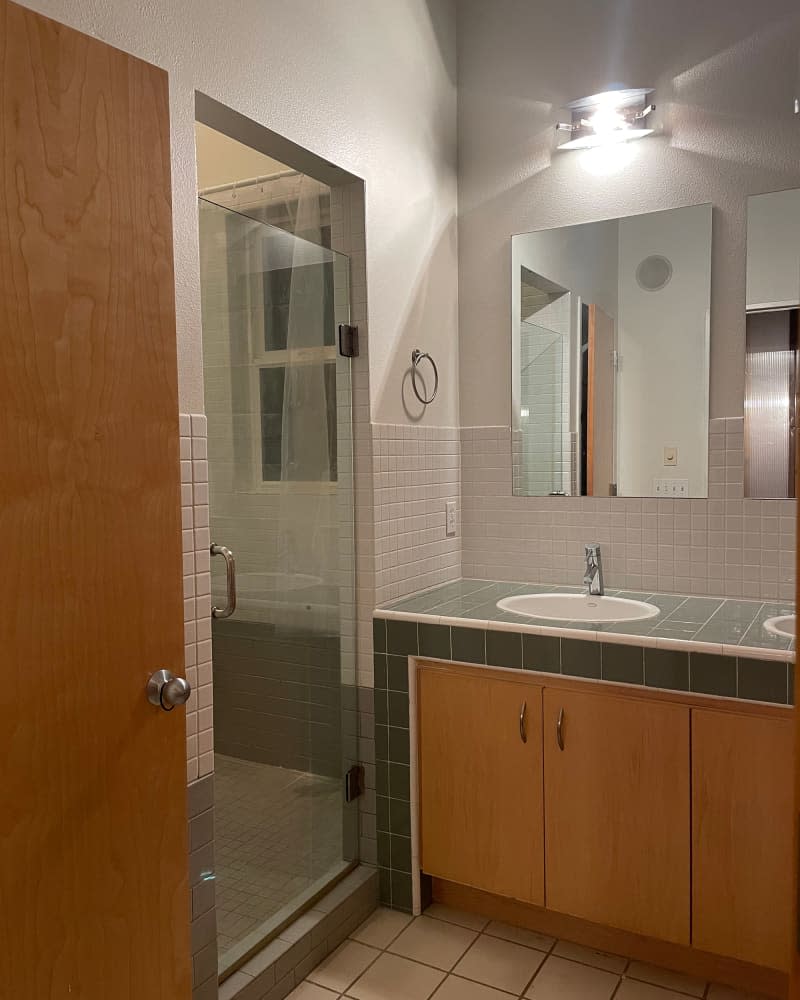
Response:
[418,667,545,905]
[543,688,691,944]
[419,661,792,977]
[692,709,793,971]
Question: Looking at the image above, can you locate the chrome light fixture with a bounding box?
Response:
[556,88,655,151]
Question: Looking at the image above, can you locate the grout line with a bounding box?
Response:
[334,908,717,1000]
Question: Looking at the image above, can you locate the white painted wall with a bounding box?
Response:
[616,205,711,497]
[20,0,459,425]
[458,0,800,427]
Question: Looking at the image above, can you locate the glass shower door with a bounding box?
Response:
[198,198,358,975]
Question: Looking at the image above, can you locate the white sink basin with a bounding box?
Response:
[497,593,661,624]
[763,615,795,639]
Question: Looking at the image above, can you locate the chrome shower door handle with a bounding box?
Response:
[519,701,528,743]
[210,543,237,619]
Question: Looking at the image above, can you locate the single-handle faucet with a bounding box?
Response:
[584,543,604,596]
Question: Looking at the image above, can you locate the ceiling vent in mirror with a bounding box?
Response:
[636,254,673,291]
[556,87,655,151]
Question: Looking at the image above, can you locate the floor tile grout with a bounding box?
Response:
[303,904,759,1000]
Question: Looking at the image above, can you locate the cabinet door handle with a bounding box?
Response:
[556,707,565,751]
[519,701,527,743]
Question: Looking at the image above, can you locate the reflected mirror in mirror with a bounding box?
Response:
[511,203,712,498]
[744,188,800,499]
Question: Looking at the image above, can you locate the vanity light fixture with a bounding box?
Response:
[556,88,655,151]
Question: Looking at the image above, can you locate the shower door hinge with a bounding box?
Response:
[338,324,359,358]
[344,764,364,803]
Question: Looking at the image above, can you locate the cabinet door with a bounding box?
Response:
[692,710,792,970]
[544,688,690,944]
[419,668,544,904]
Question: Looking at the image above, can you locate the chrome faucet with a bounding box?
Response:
[584,543,604,596]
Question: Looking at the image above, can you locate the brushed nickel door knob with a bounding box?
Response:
[147,669,191,712]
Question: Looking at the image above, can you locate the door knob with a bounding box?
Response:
[147,669,191,711]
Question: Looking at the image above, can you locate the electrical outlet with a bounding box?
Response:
[663,446,678,467]
[653,478,689,498]
[446,500,457,537]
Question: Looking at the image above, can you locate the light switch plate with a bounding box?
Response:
[663,446,678,466]
[446,500,457,537]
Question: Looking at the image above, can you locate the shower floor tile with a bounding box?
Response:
[214,753,343,967]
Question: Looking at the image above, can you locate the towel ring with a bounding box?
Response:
[411,349,439,405]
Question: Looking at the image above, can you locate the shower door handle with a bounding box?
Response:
[210,543,237,619]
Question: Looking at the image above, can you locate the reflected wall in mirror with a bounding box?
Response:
[511,204,712,498]
[744,188,800,499]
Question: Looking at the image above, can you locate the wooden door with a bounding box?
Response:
[0,3,190,998]
[419,667,544,905]
[543,688,690,944]
[587,304,615,496]
[693,709,793,971]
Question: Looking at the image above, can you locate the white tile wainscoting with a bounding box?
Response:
[462,420,795,602]
[372,424,462,607]
[181,412,214,782]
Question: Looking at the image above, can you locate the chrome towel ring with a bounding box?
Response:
[411,349,439,405]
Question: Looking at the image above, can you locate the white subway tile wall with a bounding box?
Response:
[182,413,214,783]
[372,424,462,607]
[462,419,795,601]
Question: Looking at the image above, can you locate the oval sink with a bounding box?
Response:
[497,593,661,624]
[763,614,795,639]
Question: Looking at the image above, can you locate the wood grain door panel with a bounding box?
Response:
[419,668,545,905]
[693,709,793,971]
[543,688,690,944]
[0,3,189,996]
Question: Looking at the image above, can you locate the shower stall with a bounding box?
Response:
[197,179,358,974]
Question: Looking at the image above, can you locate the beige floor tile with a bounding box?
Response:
[525,956,619,1000]
[389,915,478,970]
[351,907,413,950]
[615,979,693,1000]
[347,952,446,1000]
[424,902,489,931]
[289,984,340,1000]
[626,960,706,997]
[484,920,554,953]
[552,939,628,974]
[308,939,379,993]
[707,987,771,1000]
[433,973,516,1000]
[453,934,546,994]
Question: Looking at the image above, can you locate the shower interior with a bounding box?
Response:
[196,122,358,976]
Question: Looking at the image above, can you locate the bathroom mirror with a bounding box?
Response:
[744,188,800,499]
[511,203,712,498]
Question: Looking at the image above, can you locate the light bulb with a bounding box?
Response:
[586,107,629,137]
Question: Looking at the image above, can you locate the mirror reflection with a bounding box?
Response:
[511,204,712,498]
[744,188,800,499]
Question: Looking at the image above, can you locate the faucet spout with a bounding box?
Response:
[584,543,604,597]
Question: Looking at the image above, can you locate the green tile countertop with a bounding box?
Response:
[373,579,795,706]
[379,579,794,658]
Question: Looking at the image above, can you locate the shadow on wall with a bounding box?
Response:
[424,0,458,86]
